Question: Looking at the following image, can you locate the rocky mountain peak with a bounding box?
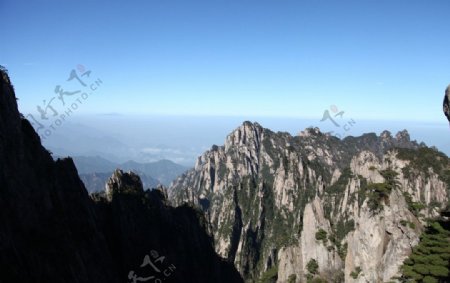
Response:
[105,169,143,200]
[170,121,449,282]
[298,126,323,137]
[380,130,392,140]
[225,121,264,150]
[395,129,410,143]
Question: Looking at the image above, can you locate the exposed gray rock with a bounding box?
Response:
[105,169,143,200]
[170,121,449,282]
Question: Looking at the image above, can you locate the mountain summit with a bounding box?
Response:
[170,121,449,282]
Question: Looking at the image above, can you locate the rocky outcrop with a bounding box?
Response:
[105,169,144,199]
[170,121,449,282]
[0,68,243,283]
[80,170,159,193]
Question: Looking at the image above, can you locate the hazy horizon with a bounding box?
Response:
[1,0,449,166]
[39,114,449,167]
[2,1,449,121]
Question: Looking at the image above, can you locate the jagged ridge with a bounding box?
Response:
[169,121,449,282]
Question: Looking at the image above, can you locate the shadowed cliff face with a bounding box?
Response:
[0,69,243,283]
[0,69,117,282]
[95,169,243,283]
[444,85,450,122]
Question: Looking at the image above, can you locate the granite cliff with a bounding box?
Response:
[169,122,449,282]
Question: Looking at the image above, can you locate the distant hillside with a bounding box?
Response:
[79,171,159,193]
[72,156,187,186]
[120,159,187,185]
[70,156,117,174]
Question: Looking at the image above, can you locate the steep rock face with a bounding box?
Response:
[336,151,428,282]
[94,170,243,283]
[169,122,449,282]
[105,169,144,200]
[0,68,243,283]
[171,122,318,280]
[300,197,343,276]
[0,67,117,282]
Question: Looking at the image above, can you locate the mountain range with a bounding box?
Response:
[1,67,449,282]
[169,122,450,282]
[71,156,187,192]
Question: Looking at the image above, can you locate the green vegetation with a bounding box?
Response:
[259,266,278,283]
[367,182,390,212]
[422,276,439,283]
[337,242,348,260]
[328,219,350,260]
[357,177,369,207]
[309,157,333,181]
[322,168,358,251]
[400,219,416,230]
[262,137,281,171]
[350,266,362,279]
[272,208,295,247]
[282,155,289,172]
[326,218,353,261]
[287,274,296,283]
[366,169,400,213]
[428,201,442,214]
[306,259,319,275]
[304,259,328,283]
[380,169,401,188]
[397,147,450,211]
[260,164,275,187]
[217,163,227,179]
[396,147,450,179]
[403,192,426,217]
[315,228,328,245]
[236,177,259,220]
[326,167,353,195]
[369,165,377,171]
[400,221,450,282]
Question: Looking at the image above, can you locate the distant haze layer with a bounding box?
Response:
[40,115,450,167]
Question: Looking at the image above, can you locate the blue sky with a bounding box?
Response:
[1,0,450,122]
